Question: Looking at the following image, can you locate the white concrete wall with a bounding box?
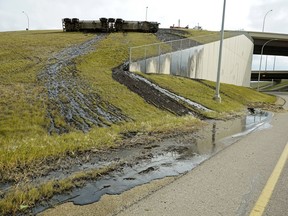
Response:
[129,34,254,87]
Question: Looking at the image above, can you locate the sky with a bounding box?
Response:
[1,0,288,32]
[0,0,288,70]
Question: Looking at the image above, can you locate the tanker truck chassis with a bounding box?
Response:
[62,17,160,33]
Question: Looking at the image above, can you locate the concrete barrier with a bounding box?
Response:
[130,34,253,87]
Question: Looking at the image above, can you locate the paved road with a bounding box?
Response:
[116,92,288,216]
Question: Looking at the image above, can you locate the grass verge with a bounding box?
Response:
[0,30,279,215]
[137,74,276,118]
[0,31,202,181]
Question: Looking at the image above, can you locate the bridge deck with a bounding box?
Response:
[251,70,288,80]
[247,31,288,56]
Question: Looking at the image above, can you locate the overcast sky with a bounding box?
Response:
[1,0,288,70]
[1,0,288,32]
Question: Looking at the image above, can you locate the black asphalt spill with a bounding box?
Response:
[113,69,207,117]
[33,110,272,214]
[38,34,128,134]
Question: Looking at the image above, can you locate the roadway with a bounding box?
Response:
[116,92,288,216]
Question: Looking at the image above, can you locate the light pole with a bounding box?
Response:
[262,9,272,32]
[145,6,148,21]
[257,39,277,91]
[213,0,226,103]
[22,11,29,30]
[261,9,273,84]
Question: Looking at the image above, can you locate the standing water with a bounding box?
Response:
[33,110,272,213]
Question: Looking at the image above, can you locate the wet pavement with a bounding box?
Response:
[33,110,272,214]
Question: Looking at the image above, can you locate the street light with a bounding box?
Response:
[213,0,226,103]
[145,6,148,21]
[261,9,273,83]
[262,9,272,32]
[257,39,277,91]
[22,11,29,30]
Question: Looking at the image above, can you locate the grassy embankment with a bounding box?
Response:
[0,31,203,215]
[0,31,194,180]
[139,74,275,118]
[251,80,288,91]
[0,30,276,215]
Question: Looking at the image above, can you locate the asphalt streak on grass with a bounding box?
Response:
[37,33,128,134]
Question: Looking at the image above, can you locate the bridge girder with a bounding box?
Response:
[251,71,288,81]
[253,39,288,56]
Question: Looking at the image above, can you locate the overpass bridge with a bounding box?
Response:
[246,31,288,56]
[245,31,288,81]
[251,70,288,81]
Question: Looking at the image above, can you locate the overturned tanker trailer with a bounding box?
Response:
[62,17,160,33]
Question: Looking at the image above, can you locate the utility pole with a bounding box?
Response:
[213,0,226,103]
[262,10,272,32]
[22,11,29,30]
[257,39,277,91]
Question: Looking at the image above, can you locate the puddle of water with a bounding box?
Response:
[196,111,273,155]
[32,111,272,214]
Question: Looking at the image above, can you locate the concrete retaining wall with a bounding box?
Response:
[129,34,254,87]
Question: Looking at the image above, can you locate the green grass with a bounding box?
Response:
[0,30,277,177]
[172,29,246,44]
[139,74,244,113]
[250,81,272,89]
[0,30,94,84]
[137,74,276,119]
[0,31,201,181]
[183,29,220,44]
[0,30,278,215]
[202,80,276,104]
[76,32,173,121]
[0,30,95,138]
[0,164,119,215]
[259,80,288,91]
